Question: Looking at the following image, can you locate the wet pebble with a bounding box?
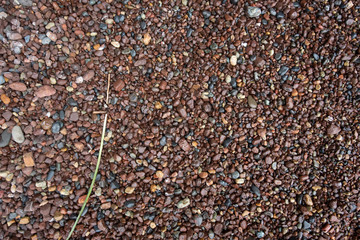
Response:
[51,122,62,134]
[194,215,203,226]
[124,200,135,208]
[251,184,261,197]
[248,95,258,108]
[247,7,262,18]
[177,198,190,209]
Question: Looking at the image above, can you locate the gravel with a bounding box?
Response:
[0,0,359,239]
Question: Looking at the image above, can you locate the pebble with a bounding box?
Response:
[230,55,237,66]
[231,171,240,179]
[51,121,61,134]
[0,129,11,147]
[178,138,191,152]
[160,136,167,146]
[9,82,27,91]
[124,200,135,208]
[143,33,151,45]
[83,70,95,81]
[303,220,311,230]
[251,184,261,197]
[177,198,190,208]
[223,137,232,148]
[278,66,289,76]
[134,59,147,67]
[1,94,10,105]
[12,125,25,144]
[41,37,51,45]
[248,95,258,108]
[202,11,211,18]
[47,170,55,181]
[256,231,265,238]
[35,85,56,98]
[327,124,341,135]
[0,75,5,85]
[194,215,203,226]
[114,79,125,91]
[46,32,57,41]
[111,41,120,48]
[23,152,35,167]
[304,194,313,206]
[247,7,262,18]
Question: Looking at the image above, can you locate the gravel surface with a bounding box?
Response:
[0,0,360,239]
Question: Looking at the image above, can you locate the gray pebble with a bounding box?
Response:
[47,170,55,181]
[67,97,78,106]
[177,198,190,208]
[278,66,289,76]
[303,220,311,230]
[247,6,262,18]
[194,214,203,226]
[202,11,211,18]
[231,171,240,179]
[251,184,261,197]
[223,137,232,148]
[0,75,5,85]
[51,122,61,134]
[12,126,25,144]
[256,231,265,238]
[248,95,258,108]
[124,200,135,208]
[160,136,167,146]
[41,37,51,45]
[0,129,11,147]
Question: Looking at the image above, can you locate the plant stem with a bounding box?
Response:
[66,113,108,240]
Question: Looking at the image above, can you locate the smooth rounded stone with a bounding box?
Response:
[114,14,125,23]
[327,124,341,135]
[223,137,232,148]
[46,170,55,181]
[303,220,311,230]
[248,95,258,108]
[230,0,238,5]
[256,231,265,238]
[51,122,62,134]
[208,231,215,239]
[67,97,78,106]
[202,11,211,18]
[278,66,289,76]
[129,93,138,102]
[160,136,167,146]
[12,126,25,144]
[251,184,261,197]
[41,37,51,45]
[231,171,240,179]
[0,129,11,147]
[124,200,135,208]
[247,6,262,18]
[177,198,190,209]
[230,55,237,66]
[194,215,203,226]
[35,85,56,98]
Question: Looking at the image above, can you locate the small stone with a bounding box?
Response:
[303,220,311,230]
[143,33,151,45]
[35,85,56,98]
[202,11,211,18]
[248,95,258,108]
[247,6,262,18]
[23,152,35,167]
[231,171,240,179]
[256,231,265,238]
[251,184,261,197]
[304,194,313,206]
[159,136,167,146]
[35,181,46,188]
[214,223,223,235]
[177,198,190,209]
[9,33,22,40]
[51,121,62,134]
[12,125,25,143]
[41,118,54,130]
[45,22,55,29]
[124,200,135,208]
[155,170,164,180]
[194,215,203,226]
[114,79,125,91]
[83,70,95,81]
[278,66,289,76]
[111,41,120,48]
[60,188,70,196]
[199,172,208,178]
[257,128,266,140]
[0,129,12,148]
[46,32,57,41]
[9,82,27,91]
[155,101,162,109]
[327,124,341,135]
[98,219,108,232]
[1,94,10,105]
[19,217,30,224]
[230,55,237,66]
[101,202,111,210]
[41,37,51,45]
[69,112,79,121]
[54,211,63,221]
[178,138,191,152]
[125,187,135,194]
[223,137,232,148]
[76,76,84,84]
[134,59,147,67]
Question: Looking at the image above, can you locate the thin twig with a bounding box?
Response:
[66,73,111,240]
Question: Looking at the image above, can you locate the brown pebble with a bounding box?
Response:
[9,82,27,91]
[23,152,35,167]
[327,124,341,135]
[178,138,191,152]
[114,79,125,91]
[35,86,56,98]
[83,70,95,81]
